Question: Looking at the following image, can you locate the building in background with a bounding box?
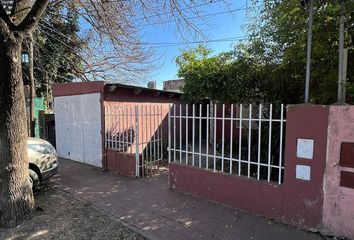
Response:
[163,79,185,93]
[24,86,44,138]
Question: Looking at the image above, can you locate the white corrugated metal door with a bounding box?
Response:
[54,93,102,167]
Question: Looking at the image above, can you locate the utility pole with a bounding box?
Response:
[337,0,346,104]
[45,71,49,108]
[29,33,35,137]
[304,0,313,103]
[342,48,348,102]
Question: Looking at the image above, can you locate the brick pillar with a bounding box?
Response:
[282,105,329,229]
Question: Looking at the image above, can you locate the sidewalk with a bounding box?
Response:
[52,159,326,240]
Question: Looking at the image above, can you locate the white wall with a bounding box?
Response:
[54,93,102,167]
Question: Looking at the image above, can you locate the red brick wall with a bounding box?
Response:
[282,105,329,228]
[106,149,136,177]
[53,81,104,97]
[169,163,283,219]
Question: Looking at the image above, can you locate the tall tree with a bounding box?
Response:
[0,0,49,228]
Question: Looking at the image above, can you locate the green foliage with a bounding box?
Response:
[176,45,267,103]
[176,1,354,104]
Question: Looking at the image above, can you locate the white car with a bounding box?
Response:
[28,138,58,190]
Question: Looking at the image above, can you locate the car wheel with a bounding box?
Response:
[29,169,40,191]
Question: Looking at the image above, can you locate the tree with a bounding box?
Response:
[0,0,49,228]
[178,1,354,105]
[176,45,266,103]
[33,2,85,100]
[246,0,354,104]
[0,0,230,228]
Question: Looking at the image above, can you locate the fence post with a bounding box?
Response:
[168,104,172,163]
[135,105,140,178]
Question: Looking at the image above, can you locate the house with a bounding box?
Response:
[53,81,184,175]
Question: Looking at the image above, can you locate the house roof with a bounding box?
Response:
[105,83,183,96]
[53,81,183,98]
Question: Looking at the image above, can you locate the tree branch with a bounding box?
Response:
[15,0,49,32]
[0,2,16,28]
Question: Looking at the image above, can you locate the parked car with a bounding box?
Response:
[28,138,58,190]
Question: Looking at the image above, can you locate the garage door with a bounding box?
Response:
[54,93,102,167]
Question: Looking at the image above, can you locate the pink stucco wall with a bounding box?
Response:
[322,106,354,239]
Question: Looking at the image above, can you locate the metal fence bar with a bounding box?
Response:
[130,106,133,154]
[257,104,262,180]
[110,105,114,149]
[179,104,182,163]
[107,104,110,148]
[113,105,116,149]
[157,106,160,161]
[149,105,152,167]
[221,104,225,172]
[247,104,252,178]
[213,104,217,172]
[116,106,120,151]
[127,106,130,152]
[278,104,284,184]
[173,105,176,163]
[115,105,118,149]
[153,106,156,168]
[185,104,189,165]
[192,104,195,166]
[104,104,108,149]
[168,105,171,164]
[206,104,209,170]
[135,106,139,177]
[199,104,202,168]
[141,105,145,177]
[160,105,163,162]
[123,106,126,151]
[144,105,147,169]
[230,104,233,174]
[267,104,273,182]
[107,104,111,149]
[238,104,242,176]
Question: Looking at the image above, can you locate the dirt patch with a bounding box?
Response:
[0,186,147,240]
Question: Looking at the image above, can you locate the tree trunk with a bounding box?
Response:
[0,20,34,228]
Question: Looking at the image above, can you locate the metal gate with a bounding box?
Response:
[104,102,165,177]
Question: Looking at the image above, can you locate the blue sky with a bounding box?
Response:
[140,0,250,89]
[78,0,252,87]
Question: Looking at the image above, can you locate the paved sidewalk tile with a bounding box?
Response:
[52,159,326,240]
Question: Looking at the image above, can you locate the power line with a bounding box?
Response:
[40,14,354,50]
[139,5,260,27]
[40,20,249,48]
